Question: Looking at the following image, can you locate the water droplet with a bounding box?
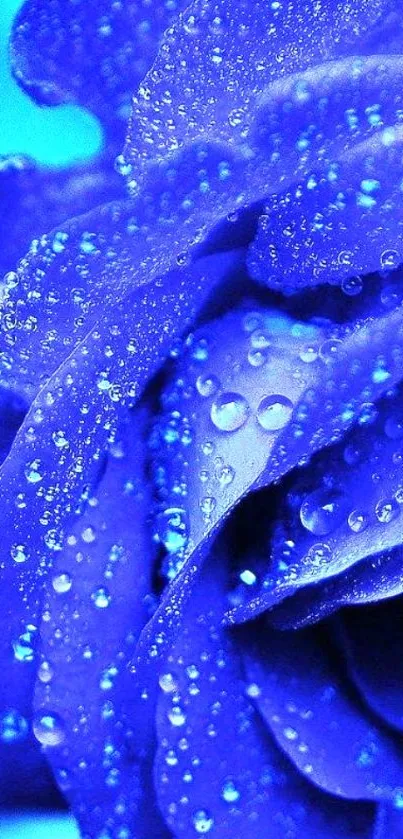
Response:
[168,705,187,727]
[38,661,54,684]
[0,709,28,743]
[24,459,42,483]
[248,348,267,367]
[52,572,72,594]
[216,465,235,487]
[299,345,318,363]
[11,544,29,563]
[159,673,178,693]
[91,587,111,609]
[222,779,240,803]
[250,328,271,349]
[348,510,368,533]
[211,392,250,432]
[155,507,188,554]
[319,338,343,362]
[341,275,363,296]
[193,809,214,834]
[257,394,293,431]
[13,625,37,662]
[196,374,220,397]
[300,489,346,536]
[200,496,216,516]
[33,711,66,747]
[375,498,400,524]
[380,249,400,270]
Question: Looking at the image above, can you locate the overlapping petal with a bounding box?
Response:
[32,405,168,837]
[154,559,374,837]
[241,620,403,802]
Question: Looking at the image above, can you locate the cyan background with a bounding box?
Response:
[0,0,102,165]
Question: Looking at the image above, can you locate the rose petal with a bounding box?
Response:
[31,405,168,836]
[154,559,374,837]
[248,128,403,293]
[266,547,403,630]
[241,620,403,802]
[0,251,238,751]
[0,154,124,279]
[224,384,403,624]
[126,0,397,173]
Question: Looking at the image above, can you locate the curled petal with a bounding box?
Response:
[0,252,238,736]
[126,0,396,172]
[248,129,403,293]
[154,560,373,837]
[225,384,403,624]
[242,621,403,802]
[11,0,186,150]
[267,547,403,630]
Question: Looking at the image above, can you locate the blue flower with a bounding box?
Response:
[2,0,403,836]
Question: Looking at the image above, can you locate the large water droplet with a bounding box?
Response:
[32,711,66,747]
[210,392,250,432]
[300,489,346,536]
[256,394,293,431]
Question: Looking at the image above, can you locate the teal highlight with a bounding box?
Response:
[0,812,80,838]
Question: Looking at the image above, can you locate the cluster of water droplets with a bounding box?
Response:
[147,304,328,585]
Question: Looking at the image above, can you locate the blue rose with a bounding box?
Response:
[2,0,403,837]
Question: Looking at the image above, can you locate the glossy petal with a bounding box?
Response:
[248,128,403,293]
[31,406,168,837]
[267,547,403,630]
[133,286,401,720]
[0,251,238,749]
[0,154,124,279]
[224,370,403,624]
[126,0,397,172]
[242,620,403,802]
[154,561,373,838]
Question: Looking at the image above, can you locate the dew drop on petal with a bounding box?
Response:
[221,779,240,803]
[0,710,28,743]
[193,809,214,834]
[91,586,111,609]
[167,706,187,727]
[196,374,220,397]
[256,394,294,431]
[32,711,66,747]
[375,498,400,524]
[300,489,346,536]
[348,509,368,533]
[210,392,250,432]
[11,544,29,563]
[52,572,73,594]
